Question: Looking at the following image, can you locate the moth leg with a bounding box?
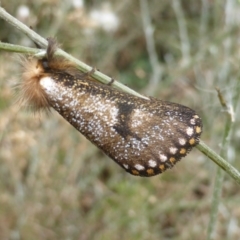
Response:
[107,78,115,86]
[80,67,96,78]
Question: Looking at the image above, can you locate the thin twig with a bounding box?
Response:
[0,42,41,54]
[139,0,162,95]
[0,7,148,100]
[206,3,238,237]
[196,139,240,185]
[206,111,233,239]
[172,0,191,66]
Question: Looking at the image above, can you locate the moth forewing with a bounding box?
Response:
[39,70,202,177]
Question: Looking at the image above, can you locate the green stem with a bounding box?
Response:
[0,7,148,100]
[206,111,232,240]
[196,138,240,185]
[0,42,41,54]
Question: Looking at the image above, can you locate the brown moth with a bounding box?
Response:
[19,38,202,177]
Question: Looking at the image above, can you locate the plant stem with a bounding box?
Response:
[197,139,240,185]
[139,0,163,95]
[206,111,232,240]
[0,42,40,54]
[172,0,191,65]
[0,7,148,100]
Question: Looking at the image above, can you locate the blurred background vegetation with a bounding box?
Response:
[0,0,240,239]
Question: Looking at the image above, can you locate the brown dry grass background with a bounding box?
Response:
[0,1,240,239]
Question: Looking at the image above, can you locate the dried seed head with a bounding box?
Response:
[19,38,202,177]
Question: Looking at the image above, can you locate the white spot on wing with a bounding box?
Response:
[179,138,186,145]
[135,164,145,171]
[169,147,178,154]
[159,153,167,162]
[190,118,196,125]
[186,127,194,136]
[148,159,157,167]
[123,164,129,169]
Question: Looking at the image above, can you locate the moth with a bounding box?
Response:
[19,38,202,177]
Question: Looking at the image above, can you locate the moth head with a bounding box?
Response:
[17,38,77,113]
[18,57,50,112]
